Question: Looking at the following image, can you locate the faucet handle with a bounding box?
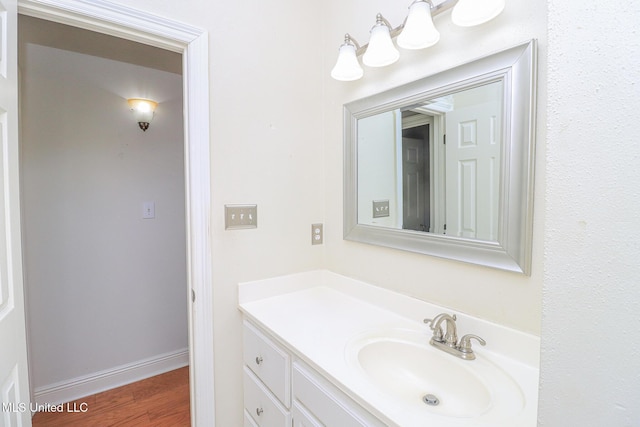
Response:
[458,334,486,356]
[423,318,444,341]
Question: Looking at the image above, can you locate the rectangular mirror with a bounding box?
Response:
[344,40,537,274]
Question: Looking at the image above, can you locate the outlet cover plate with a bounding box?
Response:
[311,223,323,245]
[225,204,257,229]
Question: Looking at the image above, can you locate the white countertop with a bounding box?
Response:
[239,270,539,426]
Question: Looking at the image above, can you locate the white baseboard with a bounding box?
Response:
[33,348,189,406]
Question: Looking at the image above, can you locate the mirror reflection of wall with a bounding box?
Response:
[357,111,400,229]
[357,80,503,242]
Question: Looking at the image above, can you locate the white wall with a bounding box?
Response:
[322,0,546,335]
[106,1,327,425]
[540,0,640,425]
[357,111,398,228]
[21,43,187,392]
[208,3,325,424]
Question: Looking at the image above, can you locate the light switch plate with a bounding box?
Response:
[372,200,390,218]
[143,201,155,219]
[225,204,257,229]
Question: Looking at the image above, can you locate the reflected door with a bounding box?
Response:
[445,101,501,240]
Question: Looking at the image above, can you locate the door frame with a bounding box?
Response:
[17,1,214,425]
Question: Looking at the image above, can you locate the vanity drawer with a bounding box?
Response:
[243,320,290,407]
[292,361,386,427]
[244,366,290,427]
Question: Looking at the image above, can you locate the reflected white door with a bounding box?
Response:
[0,0,33,425]
[445,100,501,241]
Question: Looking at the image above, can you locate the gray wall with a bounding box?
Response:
[21,42,187,392]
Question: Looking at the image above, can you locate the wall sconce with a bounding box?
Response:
[331,0,505,81]
[127,98,158,131]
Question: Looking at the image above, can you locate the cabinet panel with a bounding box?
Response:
[243,320,291,407]
[292,361,386,427]
[292,401,323,427]
[243,366,291,427]
[244,409,260,427]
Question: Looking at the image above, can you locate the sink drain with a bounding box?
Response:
[422,394,440,406]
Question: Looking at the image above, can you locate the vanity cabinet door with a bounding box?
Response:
[244,409,260,427]
[292,401,323,427]
[292,361,386,427]
[243,320,291,407]
[291,401,325,427]
[243,366,291,427]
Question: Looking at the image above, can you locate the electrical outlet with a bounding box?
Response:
[311,223,323,245]
[225,204,257,229]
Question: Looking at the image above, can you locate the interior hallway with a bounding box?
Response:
[31,367,190,427]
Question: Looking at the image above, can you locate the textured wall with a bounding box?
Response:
[540,0,640,425]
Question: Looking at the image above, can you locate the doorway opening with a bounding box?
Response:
[16,1,214,425]
[19,12,190,413]
[401,121,430,232]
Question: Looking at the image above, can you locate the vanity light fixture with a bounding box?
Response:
[451,0,505,27]
[330,34,364,81]
[362,14,400,67]
[127,98,158,131]
[397,0,440,50]
[331,0,505,81]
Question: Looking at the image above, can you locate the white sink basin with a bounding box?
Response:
[346,329,525,422]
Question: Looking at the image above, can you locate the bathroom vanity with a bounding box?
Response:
[238,270,539,426]
[242,319,385,427]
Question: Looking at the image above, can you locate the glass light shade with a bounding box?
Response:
[128,98,158,131]
[451,0,505,27]
[362,24,400,67]
[331,43,364,81]
[397,0,440,50]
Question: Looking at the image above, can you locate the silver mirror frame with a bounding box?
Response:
[344,40,537,275]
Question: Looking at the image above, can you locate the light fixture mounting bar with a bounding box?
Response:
[354,0,458,56]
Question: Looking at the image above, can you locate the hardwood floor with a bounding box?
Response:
[32,367,190,427]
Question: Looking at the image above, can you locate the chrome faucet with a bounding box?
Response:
[424,313,486,360]
[427,313,458,347]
